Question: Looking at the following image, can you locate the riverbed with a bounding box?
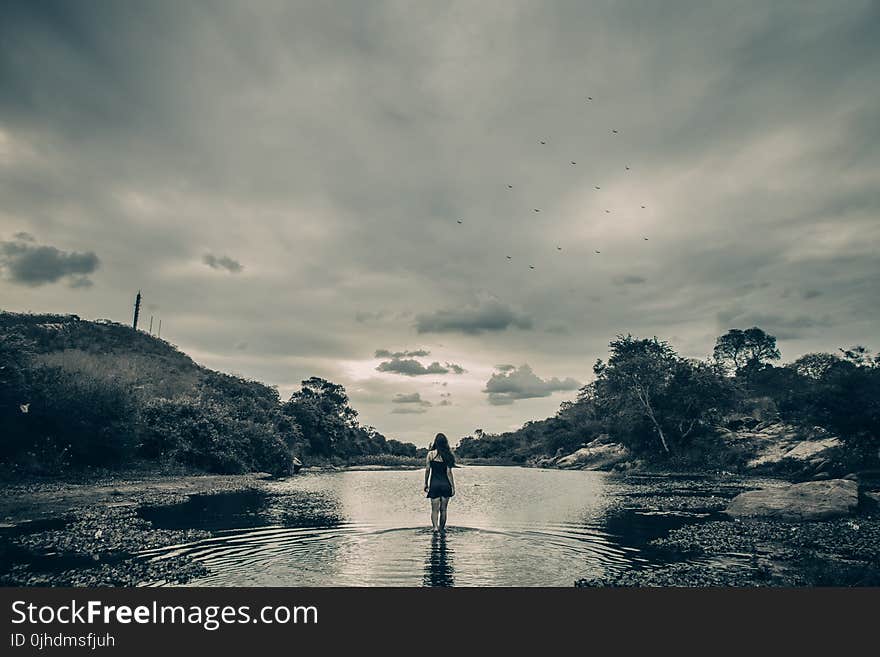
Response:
[3,466,878,586]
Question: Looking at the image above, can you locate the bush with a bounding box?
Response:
[138,397,293,477]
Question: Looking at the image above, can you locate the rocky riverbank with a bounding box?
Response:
[576,473,880,587]
[0,471,274,586]
[537,420,868,480]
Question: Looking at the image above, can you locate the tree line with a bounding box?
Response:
[456,328,880,468]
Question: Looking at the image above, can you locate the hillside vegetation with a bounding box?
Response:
[0,312,420,477]
[457,330,880,475]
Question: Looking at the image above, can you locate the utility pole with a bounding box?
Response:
[149,316,154,334]
[158,319,162,339]
[132,290,142,330]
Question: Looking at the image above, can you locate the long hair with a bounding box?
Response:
[431,433,456,467]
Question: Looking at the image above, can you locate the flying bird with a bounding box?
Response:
[641,205,646,209]
[611,129,618,134]
[594,186,601,190]
[539,140,546,145]
[533,209,541,212]
[19,403,29,414]
[457,219,463,224]
[625,166,630,170]
[506,255,512,259]
[557,246,562,251]
[571,161,576,165]
[507,185,513,189]
[594,250,601,254]
[605,209,611,213]
[587,96,593,101]
[529,265,535,269]
[643,237,649,241]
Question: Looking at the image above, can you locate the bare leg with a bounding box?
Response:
[439,497,449,530]
[431,497,441,531]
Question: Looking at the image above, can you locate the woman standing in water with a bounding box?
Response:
[424,433,455,531]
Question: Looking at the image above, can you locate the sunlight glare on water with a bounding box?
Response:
[141,466,648,587]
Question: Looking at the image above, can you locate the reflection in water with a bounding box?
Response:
[423,531,454,587]
[138,467,735,586]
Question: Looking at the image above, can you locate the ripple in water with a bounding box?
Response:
[138,466,715,587]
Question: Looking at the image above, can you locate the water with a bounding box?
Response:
[138,466,726,587]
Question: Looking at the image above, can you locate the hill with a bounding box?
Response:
[0,311,420,477]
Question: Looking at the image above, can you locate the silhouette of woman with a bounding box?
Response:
[424,433,455,531]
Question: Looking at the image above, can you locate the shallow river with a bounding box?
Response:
[139,466,727,587]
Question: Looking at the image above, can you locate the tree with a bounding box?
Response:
[282,378,361,457]
[839,345,880,368]
[594,335,678,452]
[787,353,850,380]
[713,327,781,374]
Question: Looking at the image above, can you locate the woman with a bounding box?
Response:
[424,433,456,532]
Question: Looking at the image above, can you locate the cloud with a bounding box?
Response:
[1,1,879,443]
[377,358,451,376]
[12,232,34,242]
[415,301,533,335]
[68,276,94,289]
[376,357,465,377]
[391,407,429,415]
[202,253,243,273]
[392,392,432,407]
[375,348,430,358]
[716,308,834,340]
[612,274,647,286]
[483,364,581,406]
[0,238,100,287]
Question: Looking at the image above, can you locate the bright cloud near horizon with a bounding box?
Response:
[1,1,878,445]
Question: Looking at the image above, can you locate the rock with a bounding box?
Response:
[842,473,859,482]
[724,479,858,521]
[725,415,760,431]
[555,442,630,471]
[864,491,880,507]
[783,438,842,461]
[735,422,842,470]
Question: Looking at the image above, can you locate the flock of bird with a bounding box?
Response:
[455,95,652,272]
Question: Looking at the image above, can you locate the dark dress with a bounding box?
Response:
[426,458,454,499]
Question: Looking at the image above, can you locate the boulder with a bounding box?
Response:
[555,441,630,471]
[733,422,842,470]
[724,479,858,521]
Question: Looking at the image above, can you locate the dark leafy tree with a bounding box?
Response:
[713,327,781,374]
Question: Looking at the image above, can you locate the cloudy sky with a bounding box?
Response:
[1,1,878,445]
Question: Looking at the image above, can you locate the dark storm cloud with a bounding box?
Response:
[0,238,99,287]
[375,348,430,358]
[392,392,432,407]
[203,254,243,273]
[376,358,463,377]
[415,301,533,335]
[483,365,581,406]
